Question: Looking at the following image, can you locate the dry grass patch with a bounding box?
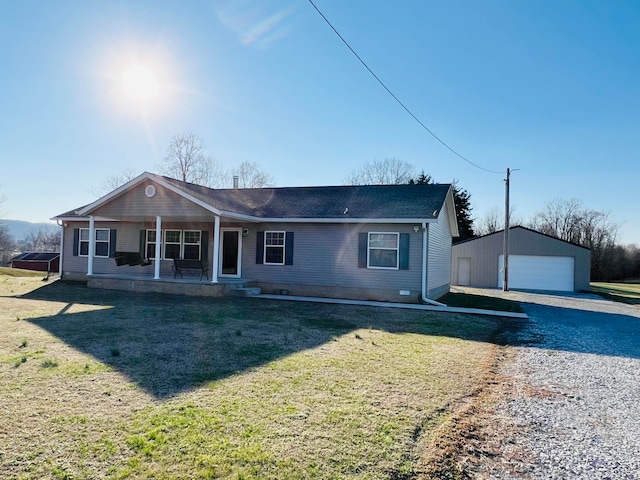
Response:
[0,276,508,479]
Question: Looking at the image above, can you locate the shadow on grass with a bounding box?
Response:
[441,292,524,313]
[20,281,519,399]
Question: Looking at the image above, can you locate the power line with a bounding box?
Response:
[307,0,501,175]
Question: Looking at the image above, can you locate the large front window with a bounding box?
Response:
[264,231,285,265]
[79,228,110,257]
[146,229,202,260]
[368,232,399,269]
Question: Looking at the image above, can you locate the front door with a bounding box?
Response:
[219,229,242,277]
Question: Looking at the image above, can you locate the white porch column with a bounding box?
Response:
[154,215,162,279]
[211,216,220,283]
[87,216,95,275]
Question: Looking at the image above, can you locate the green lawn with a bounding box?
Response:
[590,281,640,305]
[0,276,505,479]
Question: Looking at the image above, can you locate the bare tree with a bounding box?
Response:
[475,207,502,236]
[0,191,16,264]
[345,158,416,185]
[22,225,61,252]
[232,160,274,188]
[528,198,583,244]
[529,198,620,281]
[92,168,138,197]
[159,132,229,188]
[475,207,523,236]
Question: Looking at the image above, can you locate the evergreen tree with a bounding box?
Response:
[408,172,475,242]
[451,182,475,242]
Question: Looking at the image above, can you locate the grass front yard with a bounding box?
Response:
[0,275,507,479]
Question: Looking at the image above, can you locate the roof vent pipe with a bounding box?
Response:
[232,175,239,189]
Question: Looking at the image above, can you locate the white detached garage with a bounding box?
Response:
[452,227,590,292]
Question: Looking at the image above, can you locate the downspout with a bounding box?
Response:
[421,222,446,307]
[56,220,64,278]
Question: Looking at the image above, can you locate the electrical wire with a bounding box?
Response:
[307,0,502,175]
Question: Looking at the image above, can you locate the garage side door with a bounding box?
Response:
[498,255,574,291]
[457,257,471,286]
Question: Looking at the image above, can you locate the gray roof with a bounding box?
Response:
[54,173,453,221]
[161,176,452,219]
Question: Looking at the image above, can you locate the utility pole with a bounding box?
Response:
[503,168,510,291]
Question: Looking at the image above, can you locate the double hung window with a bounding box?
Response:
[163,230,181,259]
[264,231,285,265]
[79,228,110,257]
[367,232,399,269]
[183,231,201,260]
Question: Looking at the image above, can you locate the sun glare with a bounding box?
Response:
[122,65,160,103]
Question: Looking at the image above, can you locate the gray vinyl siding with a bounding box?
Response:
[242,223,423,293]
[451,227,591,291]
[62,221,215,277]
[427,205,453,297]
[91,183,213,219]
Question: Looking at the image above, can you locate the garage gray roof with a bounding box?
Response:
[455,226,591,250]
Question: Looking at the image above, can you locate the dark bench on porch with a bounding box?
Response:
[114,252,151,266]
[173,258,209,280]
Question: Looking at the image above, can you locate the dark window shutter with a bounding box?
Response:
[358,233,368,268]
[285,232,294,265]
[139,230,146,257]
[256,231,264,264]
[109,230,117,258]
[73,229,79,257]
[201,231,209,262]
[399,233,410,270]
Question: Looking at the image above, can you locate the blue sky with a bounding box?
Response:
[1,1,638,244]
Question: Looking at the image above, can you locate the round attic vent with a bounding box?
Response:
[145,185,156,197]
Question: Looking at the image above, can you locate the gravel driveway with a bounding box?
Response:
[456,287,640,479]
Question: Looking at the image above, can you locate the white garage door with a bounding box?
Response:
[498,255,574,291]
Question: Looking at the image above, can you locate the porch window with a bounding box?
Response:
[146,230,157,259]
[164,230,181,259]
[183,231,201,260]
[79,228,110,258]
[368,232,399,269]
[264,231,285,265]
[145,229,202,260]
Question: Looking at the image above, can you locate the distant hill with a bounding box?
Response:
[0,219,59,242]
